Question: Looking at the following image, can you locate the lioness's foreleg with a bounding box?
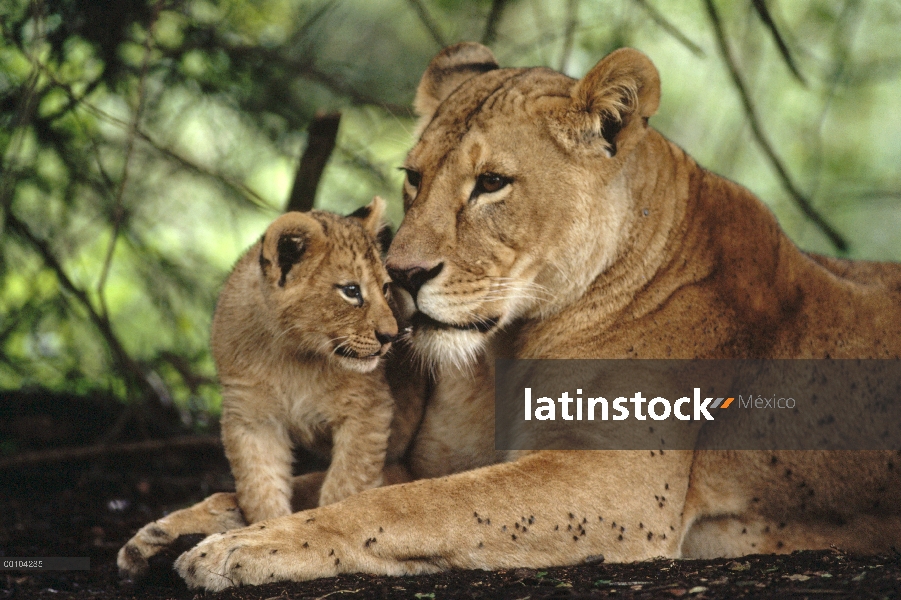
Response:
[175,450,692,591]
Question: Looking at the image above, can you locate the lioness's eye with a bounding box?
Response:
[338,284,362,304]
[402,169,422,189]
[474,172,511,196]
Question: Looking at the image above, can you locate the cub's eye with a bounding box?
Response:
[473,172,511,197]
[402,169,422,190]
[337,284,362,305]
[382,282,390,297]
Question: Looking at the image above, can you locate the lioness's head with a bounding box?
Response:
[259,197,397,373]
[387,43,661,367]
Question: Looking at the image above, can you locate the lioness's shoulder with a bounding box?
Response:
[807,253,901,291]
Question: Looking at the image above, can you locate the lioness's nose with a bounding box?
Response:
[387,263,443,300]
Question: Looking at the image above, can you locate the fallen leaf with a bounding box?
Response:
[688,585,708,594]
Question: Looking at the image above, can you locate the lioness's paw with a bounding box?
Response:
[174,523,338,591]
[174,532,244,591]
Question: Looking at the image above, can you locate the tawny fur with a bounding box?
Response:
[120,45,901,591]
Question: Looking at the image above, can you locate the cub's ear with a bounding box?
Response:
[414,42,498,134]
[259,212,320,287]
[553,48,660,157]
[348,195,386,236]
[349,196,392,253]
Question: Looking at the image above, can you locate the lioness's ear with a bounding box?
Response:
[556,48,660,156]
[414,42,498,134]
[259,212,319,287]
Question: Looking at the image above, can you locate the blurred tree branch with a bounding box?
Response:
[5,211,161,406]
[29,67,273,209]
[482,0,509,46]
[703,0,848,252]
[751,0,806,85]
[0,5,43,213]
[97,0,163,317]
[209,43,412,117]
[286,112,341,213]
[407,0,447,48]
[336,147,396,190]
[632,0,705,58]
[559,0,579,71]
[134,129,273,209]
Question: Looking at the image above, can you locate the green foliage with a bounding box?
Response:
[1,0,899,420]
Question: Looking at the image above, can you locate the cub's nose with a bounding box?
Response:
[375,330,396,346]
[386,263,443,300]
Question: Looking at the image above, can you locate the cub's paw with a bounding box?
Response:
[117,492,246,579]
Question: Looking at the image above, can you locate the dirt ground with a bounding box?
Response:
[1,444,899,600]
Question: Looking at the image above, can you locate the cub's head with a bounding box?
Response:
[387,43,661,367]
[259,197,397,373]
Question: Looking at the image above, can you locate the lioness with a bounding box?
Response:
[123,44,901,590]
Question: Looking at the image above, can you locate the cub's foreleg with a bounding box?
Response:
[221,388,294,523]
[319,394,393,506]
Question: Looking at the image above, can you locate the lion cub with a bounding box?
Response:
[212,197,402,524]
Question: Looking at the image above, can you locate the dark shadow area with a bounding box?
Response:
[1,396,899,599]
